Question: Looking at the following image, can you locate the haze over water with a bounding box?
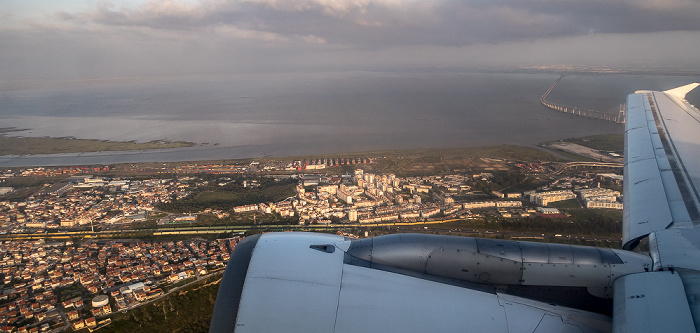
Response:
[1,71,699,167]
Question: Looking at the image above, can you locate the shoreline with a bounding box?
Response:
[0,130,196,157]
[0,134,623,168]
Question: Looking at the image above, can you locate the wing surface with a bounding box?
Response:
[624,83,700,249]
[619,83,700,332]
[623,83,700,250]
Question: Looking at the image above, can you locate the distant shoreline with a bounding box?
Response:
[0,134,624,169]
[9,71,673,167]
[0,129,196,157]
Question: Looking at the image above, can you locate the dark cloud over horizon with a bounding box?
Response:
[61,0,700,47]
[2,0,700,80]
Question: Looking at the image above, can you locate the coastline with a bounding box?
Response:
[11,71,693,167]
[0,133,195,156]
[0,135,623,168]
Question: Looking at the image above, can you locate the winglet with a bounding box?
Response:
[664,83,700,99]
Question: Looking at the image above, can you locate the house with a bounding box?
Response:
[73,320,85,330]
[67,310,79,320]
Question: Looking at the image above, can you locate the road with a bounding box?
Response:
[0,217,622,246]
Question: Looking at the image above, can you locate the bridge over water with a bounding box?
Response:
[541,75,626,124]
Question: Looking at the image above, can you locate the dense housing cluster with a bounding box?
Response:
[0,177,191,232]
[233,168,623,225]
[0,238,236,332]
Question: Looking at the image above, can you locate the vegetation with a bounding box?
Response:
[157,178,296,213]
[433,209,622,239]
[0,134,194,156]
[98,276,221,333]
[368,145,563,176]
[565,134,624,153]
[468,171,543,194]
[54,284,87,303]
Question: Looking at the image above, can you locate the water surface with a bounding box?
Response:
[1,71,697,167]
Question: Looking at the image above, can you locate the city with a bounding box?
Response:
[0,147,628,332]
[0,237,234,332]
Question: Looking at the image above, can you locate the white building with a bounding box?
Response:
[317,185,338,195]
[258,203,272,214]
[577,188,622,209]
[420,207,441,219]
[586,201,623,209]
[234,204,258,213]
[91,295,109,308]
[348,209,358,222]
[128,282,145,292]
[536,207,561,214]
[495,201,522,208]
[463,201,494,209]
[530,190,576,206]
[337,186,353,204]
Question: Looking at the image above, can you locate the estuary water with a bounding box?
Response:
[1,71,699,167]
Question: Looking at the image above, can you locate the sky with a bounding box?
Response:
[2,0,700,80]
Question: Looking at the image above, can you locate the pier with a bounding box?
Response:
[541,75,625,124]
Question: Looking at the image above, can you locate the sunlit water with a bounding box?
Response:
[1,71,698,166]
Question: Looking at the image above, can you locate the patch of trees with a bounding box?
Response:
[100,276,221,333]
[157,179,296,213]
[454,210,621,237]
[496,217,621,236]
[468,171,530,193]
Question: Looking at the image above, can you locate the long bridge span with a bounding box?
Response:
[541,75,626,124]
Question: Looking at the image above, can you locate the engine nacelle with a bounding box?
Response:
[343,234,652,298]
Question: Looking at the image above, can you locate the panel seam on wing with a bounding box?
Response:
[331,263,345,333]
[248,276,339,287]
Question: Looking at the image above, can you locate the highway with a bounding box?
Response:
[0,218,622,246]
[0,219,473,240]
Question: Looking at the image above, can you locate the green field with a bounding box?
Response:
[565,134,624,152]
[196,191,239,202]
[158,181,297,213]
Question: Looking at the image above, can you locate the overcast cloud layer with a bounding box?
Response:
[2,0,700,80]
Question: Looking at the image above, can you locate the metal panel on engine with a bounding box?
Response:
[426,248,522,285]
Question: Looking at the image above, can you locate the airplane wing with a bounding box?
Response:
[616,83,700,332]
[210,83,700,333]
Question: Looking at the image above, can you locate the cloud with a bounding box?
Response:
[2,0,700,80]
[51,0,700,48]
